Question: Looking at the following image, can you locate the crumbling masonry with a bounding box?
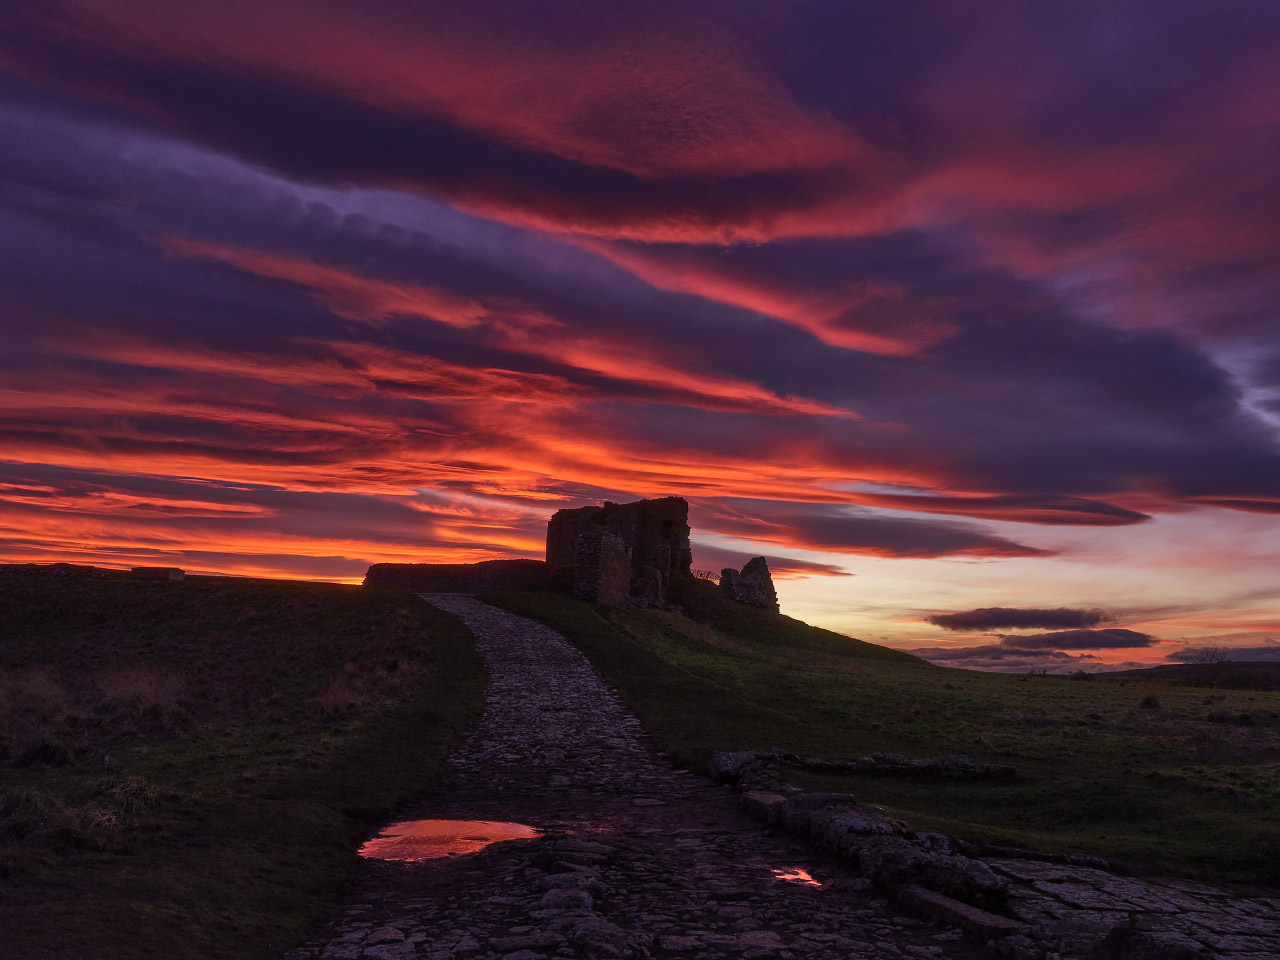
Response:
[546,496,694,606]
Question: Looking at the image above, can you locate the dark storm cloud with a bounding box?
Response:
[902,645,1105,674]
[0,2,890,243]
[904,626,1156,672]
[928,607,1114,631]
[850,494,1149,527]
[693,500,1049,560]
[909,646,1085,663]
[994,629,1155,651]
[590,230,1280,509]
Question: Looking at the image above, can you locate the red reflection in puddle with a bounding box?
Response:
[359,819,542,862]
[773,867,821,887]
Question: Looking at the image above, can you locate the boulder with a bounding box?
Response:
[739,791,788,822]
[708,750,759,782]
[859,840,1008,909]
[1090,927,1205,960]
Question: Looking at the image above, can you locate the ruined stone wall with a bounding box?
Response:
[571,528,632,605]
[546,496,693,605]
[720,556,779,613]
[364,559,548,593]
[130,566,185,581]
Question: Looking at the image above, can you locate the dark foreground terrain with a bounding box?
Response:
[0,572,485,960]
[4,572,1278,960]
[487,584,1280,883]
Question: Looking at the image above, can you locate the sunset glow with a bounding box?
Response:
[2,2,1279,670]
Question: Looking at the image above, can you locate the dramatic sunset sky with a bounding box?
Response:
[2,1,1279,670]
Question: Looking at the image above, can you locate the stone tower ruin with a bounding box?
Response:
[546,496,694,606]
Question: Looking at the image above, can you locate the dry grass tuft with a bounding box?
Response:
[310,659,425,717]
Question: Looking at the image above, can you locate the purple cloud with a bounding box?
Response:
[928,607,1114,631]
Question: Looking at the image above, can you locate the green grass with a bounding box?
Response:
[0,574,486,960]
[485,584,1280,883]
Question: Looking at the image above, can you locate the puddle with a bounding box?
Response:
[359,819,542,862]
[772,867,822,887]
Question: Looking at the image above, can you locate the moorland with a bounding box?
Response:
[0,572,484,960]
[2,571,1277,959]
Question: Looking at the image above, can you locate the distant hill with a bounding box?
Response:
[1105,660,1280,690]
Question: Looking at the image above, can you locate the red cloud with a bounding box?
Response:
[694,500,1049,560]
[158,237,858,419]
[0,1,893,243]
[849,492,1150,526]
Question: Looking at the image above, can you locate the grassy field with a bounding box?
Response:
[486,584,1280,883]
[0,573,486,960]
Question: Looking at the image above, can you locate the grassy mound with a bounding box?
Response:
[0,574,486,960]
[485,587,1280,883]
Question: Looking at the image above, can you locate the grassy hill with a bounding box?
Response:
[486,582,1280,883]
[0,573,485,960]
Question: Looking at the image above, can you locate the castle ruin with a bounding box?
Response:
[546,496,693,606]
[364,495,777,613]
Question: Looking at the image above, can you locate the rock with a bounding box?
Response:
[531,888,594,915]
[1063,853,1111,870]
[781,792,860,811]
[535,873,607,896]
[939,754,978,777]
[912,832,954,853]
[739,790,788,822]
[1089,926,1205,960]
[859,838,928,886]
[491,933,563,952]
[737,930,785,949]
[896,886,1022,942]
[814,809,897,852]
[568,917,637,957]
[859,841,1007,908]
[549,839,614,857]
[709,750,760,782]
[997,934,1040,960]
[366,926,406,944]
[914,855,1008,909]
[658,935,702,951]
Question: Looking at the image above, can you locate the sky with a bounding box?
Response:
[1,1,1279,671]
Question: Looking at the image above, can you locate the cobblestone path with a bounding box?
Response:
[288,597,996,960]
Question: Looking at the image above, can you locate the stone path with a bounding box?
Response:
[288,598,1280,960]
[286,597,997,960]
